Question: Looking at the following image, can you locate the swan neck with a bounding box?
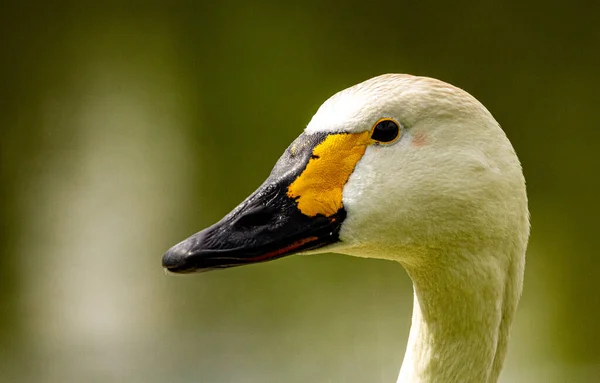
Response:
[397,247,523,383]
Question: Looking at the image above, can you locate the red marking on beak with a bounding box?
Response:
[246,236,319,262]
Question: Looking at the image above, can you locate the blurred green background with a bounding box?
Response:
[1,1,599,382]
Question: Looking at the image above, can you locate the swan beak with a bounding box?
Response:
[162,131,370,273]
[161,193,345,273]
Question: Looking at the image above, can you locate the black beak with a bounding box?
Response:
[162,132,346,273]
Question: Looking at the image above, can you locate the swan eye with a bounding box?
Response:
[371,119,400,144]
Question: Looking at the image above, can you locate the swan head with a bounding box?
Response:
[163,74,528,273]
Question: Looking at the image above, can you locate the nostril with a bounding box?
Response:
[233,206,275,229]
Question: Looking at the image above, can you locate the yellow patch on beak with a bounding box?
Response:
[287,131,371,217]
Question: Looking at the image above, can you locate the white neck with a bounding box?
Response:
[396,245,524,383]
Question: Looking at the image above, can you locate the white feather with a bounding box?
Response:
[306,74,529,383]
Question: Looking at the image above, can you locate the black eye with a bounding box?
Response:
[371,119,400,143]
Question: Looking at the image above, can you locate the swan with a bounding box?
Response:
[162,74,530,383]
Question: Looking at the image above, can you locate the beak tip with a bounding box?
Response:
[162,242,190,270]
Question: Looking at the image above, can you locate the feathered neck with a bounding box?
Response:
[396,244,524,383]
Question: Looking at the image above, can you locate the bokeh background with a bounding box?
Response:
[1,1,599,382]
